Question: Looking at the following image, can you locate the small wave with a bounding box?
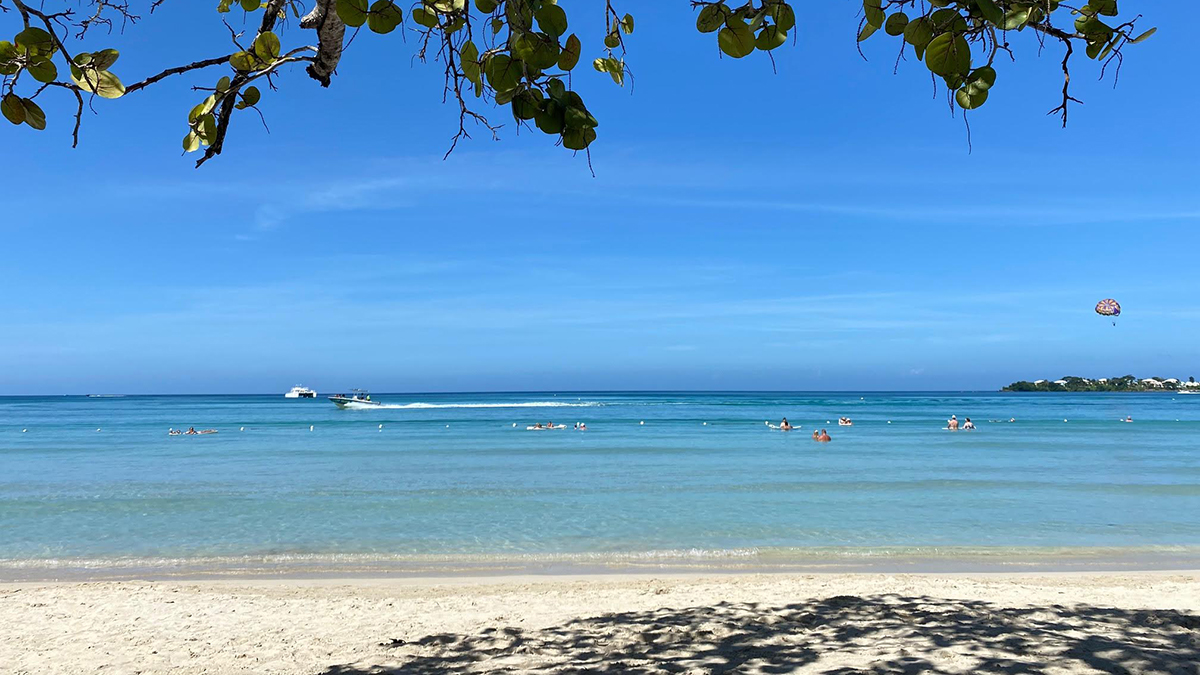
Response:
[365,401,603,410]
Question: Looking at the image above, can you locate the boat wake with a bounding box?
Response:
[351,401,602,410]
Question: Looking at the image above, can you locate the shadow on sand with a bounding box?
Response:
[319,594,1200,674]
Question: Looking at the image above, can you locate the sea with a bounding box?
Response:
[2,391,1199,579]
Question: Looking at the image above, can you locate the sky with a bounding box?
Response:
[2,3,1197,394]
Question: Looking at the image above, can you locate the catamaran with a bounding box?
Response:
[285,385,317,399]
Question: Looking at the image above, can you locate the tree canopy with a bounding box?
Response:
[0,0,1156,166]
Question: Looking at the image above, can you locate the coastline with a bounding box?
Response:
[5,570,1198,674]
[6,545,1200,583]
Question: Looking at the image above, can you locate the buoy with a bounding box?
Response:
[240,427,245,432]
[446,424,450,428]
[512,423,517,427]
[22,428,27,433]
[310,425,314,431]
[1064,419,1068,423]
[640,421,644,425]
[887,421,892,424]
[703,422,707,426]
[379,424,383,430]
[96,428,101,432]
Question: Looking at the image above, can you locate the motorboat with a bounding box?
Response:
[285,385,317,399]
[329,389,381,409]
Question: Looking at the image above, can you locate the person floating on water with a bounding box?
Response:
[838,417,853,426]
[963,418,976,431]
[780,417,794,431]
[817,429,832,442]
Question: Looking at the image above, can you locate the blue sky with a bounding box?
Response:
[2,3,1197,394]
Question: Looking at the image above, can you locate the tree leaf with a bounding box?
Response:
[718,23,755,58]
[534,5,568,37]
[863,0,884,29]
[2,93,25,125]
[71,69,126,98]
[924,33,971,77]
[337,0,369,27]
[229,51,259,72]
[21,98,46,130]
[884,12,908,36]
[1130,27,1157,44]
[240,0,260,11]
[367,1,404,34]
[755,25,787,51]
[696,4,728,33]
[558,34,581,71]
[620,13,634,34]
[254,31,281,61]
[91,49,120,71]
[183,131,201,152]
[772,3,795,31]
[26,58,58,83]
[857,21,878,42]
[14,27,55,56]
[242,85,261,106]
[975,0,1004,26]
[955,86,988,109]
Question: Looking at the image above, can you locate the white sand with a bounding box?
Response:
[3,572,1199,674]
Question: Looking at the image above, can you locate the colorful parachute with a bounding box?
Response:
[1096,298,1121,325]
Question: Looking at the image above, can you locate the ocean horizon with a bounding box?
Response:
[4,391,1199,579]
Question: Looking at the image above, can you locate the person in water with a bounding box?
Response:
[578,422,587,431]
[1124,416,1133,423]
[963,418,976,430]
[812,430,820,441]
[817,429,832,442]
[947,415,959,431]
[780,417,794,431]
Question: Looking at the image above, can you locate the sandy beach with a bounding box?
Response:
[4,571,1199,674]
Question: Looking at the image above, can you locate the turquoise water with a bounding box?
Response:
[2,392,1200,575]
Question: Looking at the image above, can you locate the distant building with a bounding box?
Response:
[1098,378,1108,383]
[1164,378,1180,385]
[1053,380,1069,386]
[1034,380,1046,385]
[1183,381,1200,389]
[1141,378,1164,388]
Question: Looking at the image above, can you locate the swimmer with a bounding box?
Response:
[947,415,959,431]
[817,429,832,442]
[963,418,976,430]
[812,430,820,441]
[579,422,587,431]
[1123,416,1133,423]
[780,417,794,431]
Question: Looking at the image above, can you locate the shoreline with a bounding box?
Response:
[4,571,1198,674]
[6,545,1200,583]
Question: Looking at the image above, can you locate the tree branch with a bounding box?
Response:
[124,55,234,94]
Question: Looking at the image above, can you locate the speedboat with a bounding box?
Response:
[285,385,317,399]
[329,389,382,409]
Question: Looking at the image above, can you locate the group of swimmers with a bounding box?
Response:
[946,415,976,431]
[777,418,832,441]
[528,421,587,430]
[167,427,217,436]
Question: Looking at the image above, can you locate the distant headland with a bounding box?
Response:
[1002,375,1199,392]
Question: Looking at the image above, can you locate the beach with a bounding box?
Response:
[4,571,1199,674]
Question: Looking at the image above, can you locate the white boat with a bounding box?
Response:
[329,389,381,409]
[285,385,317,399]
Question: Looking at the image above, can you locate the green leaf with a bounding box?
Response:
[461,40,481,83]
[71,69,126,98]
[535,99,564,134]
[86,49,119,72]
[924,33,971,77]
[619,13,634,34]
[955,86,988,109]
[474,0,498,12]
[485,53,521,92]
[2,93,25,125]
[412,6,439,28]
[514,33,559,70]
[967,66,996,91]
[229,51,259,72]
[183,131,201,152]
[903,17,934,49]
[1130,27,1156,44]
[1002,8,1030,30]
[696,4,727,33]
[718,23,755,58]
[884,12,908,36]
[240,0,260,11]
[26,58,57,83]
[1092,0,1118,17]
[216,76,232,92]
[562,126,596,151]
[241,85,261,106]
[863,0,884,29]
[558,33,581,71]
[254,31,281,61]
[755,25,787,51]
[975,0,1004,26]
[534,4,568,37]
[604,32,620,49]
[337,0,369,27]
[21,98,46,130]
[604,57,624,85]
[14,27,54,55]
[772,3,795,31]
[857,21,878,42]
[368,1,404,33]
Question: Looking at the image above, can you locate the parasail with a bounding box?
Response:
[1096,298,1121,325]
